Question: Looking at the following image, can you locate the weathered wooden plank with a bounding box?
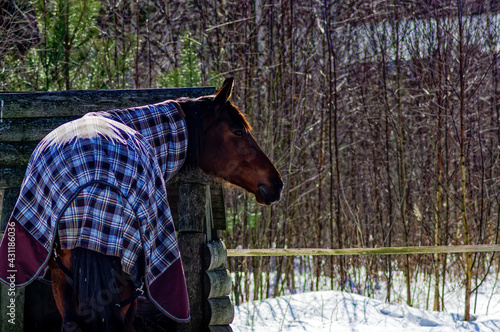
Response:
[0,229,25,331]
[0,117,77,142]
[0,188,20,231]
[204,269,232,299]
[0,142,39,167]
[0,87,215,119]
[206,297,234,326]
[0,189,25,331]
[0,284,24,332]
[0,168,25,190]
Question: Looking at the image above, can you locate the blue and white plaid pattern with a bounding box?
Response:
[11,102,187,283]
[98,100,187,182]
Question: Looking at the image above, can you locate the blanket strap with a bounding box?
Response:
[116,283,145,308]
[53,247,75,288]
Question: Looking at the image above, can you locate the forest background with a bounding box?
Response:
[2,0,500,321]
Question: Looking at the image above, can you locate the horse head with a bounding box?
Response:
[179,78,283,205]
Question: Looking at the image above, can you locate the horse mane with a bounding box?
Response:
[176,96,209,170]
[176,95,252,170]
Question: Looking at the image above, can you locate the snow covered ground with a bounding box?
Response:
[232,290,500,331]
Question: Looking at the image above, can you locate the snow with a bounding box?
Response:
[229,256,500,331]
[232,290,500,331]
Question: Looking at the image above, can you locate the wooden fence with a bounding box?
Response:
[0,88,234,332]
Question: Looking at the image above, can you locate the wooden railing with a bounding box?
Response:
[227,244,500,257]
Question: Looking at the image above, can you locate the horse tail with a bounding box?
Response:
[72,247,125,331]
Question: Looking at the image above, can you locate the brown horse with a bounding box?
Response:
[45,78,283,331]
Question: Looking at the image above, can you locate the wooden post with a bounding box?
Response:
[176,176,209,332]
[172,169,234,332]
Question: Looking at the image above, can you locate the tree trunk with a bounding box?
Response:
[457,0,472,321]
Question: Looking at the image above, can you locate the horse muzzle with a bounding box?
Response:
[256,176,284,205]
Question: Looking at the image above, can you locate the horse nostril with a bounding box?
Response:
[273,176,284,192]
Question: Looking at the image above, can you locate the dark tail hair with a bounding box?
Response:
[72,247,126,331]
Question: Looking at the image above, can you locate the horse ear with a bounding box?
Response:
[214,77,234,109]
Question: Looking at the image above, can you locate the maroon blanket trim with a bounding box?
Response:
[147,258,190,322]
[0,221,49,287]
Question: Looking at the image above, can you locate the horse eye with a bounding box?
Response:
[233,129,245,137]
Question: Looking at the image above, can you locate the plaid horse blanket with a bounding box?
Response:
[0,101,190,321]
